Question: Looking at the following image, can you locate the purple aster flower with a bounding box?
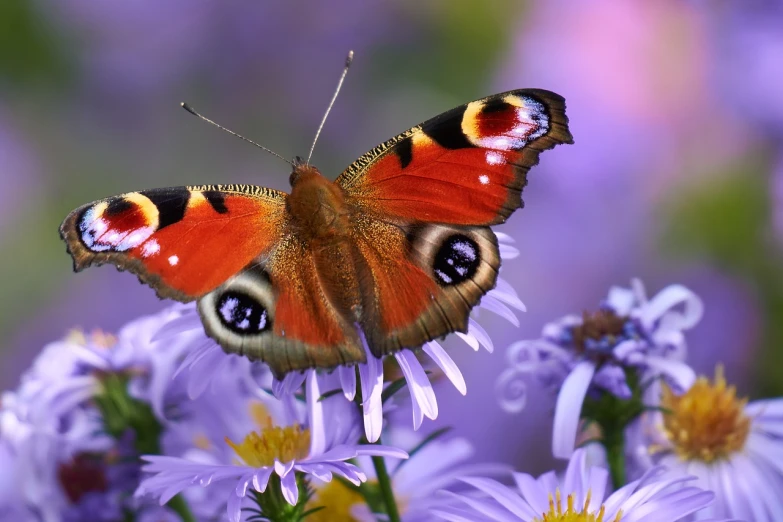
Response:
[11,305,197,425]
[432,448,727,522]
[0,305,241,521]
[496,280,702,459]
[137,371,407,521]
[160,233,524,442]
[346,430,509,522]
[633,367,783,521]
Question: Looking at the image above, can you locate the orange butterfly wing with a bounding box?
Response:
[338,89,573,356]
[196,235,364,378]
[60,185,287,301]
[61,184,366,377]
[337,89,572,226]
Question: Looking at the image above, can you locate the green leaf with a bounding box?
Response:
[300,506,326,519]
[318,389,344,402]
[392,426,452,475]
[381,377,408,404]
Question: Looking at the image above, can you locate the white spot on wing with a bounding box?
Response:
[141,239,160,257]
[452,239,477,261]
[478,174,490,185]
[485,151,505,165]
[168,255,179,266]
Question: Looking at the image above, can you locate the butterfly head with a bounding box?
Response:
[289,157,324,187]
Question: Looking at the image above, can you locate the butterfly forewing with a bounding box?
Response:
[336,88,573,226]
[60,185,288,301]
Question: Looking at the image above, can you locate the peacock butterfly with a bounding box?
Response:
[59,53,573,379]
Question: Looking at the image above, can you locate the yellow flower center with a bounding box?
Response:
[661,367,751,463]
[66,328,117,348]
[225,425,311,468]
[306,479,365,522]
[533,490,620,522]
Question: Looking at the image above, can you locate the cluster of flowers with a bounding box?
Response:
[1,270,781,521]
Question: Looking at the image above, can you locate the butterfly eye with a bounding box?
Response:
[216,290,272,334]
[433,234,481,286]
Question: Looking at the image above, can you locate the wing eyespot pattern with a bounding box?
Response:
[432,234,481,286]
[199,267,277,343]
[216,290,272,334]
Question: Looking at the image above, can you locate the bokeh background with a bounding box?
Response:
[2,0,782,474]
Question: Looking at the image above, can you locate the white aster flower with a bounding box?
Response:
[636,367,783,521]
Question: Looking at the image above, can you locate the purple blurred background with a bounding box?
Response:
[2,0,781,474]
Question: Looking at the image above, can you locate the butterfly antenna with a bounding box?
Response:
[306,50,354,165]
[180,102,293,166]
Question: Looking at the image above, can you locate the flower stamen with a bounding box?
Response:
[306,479,365,522]
[661,366,751,462]
[533,489,623,522]
[225,425,311,468]
[533,489,621,522]
[568,309,637,362]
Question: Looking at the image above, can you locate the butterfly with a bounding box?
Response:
[60,74,572,379]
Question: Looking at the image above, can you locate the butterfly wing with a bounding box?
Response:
[60,185,288,301]
[338,89,572,356]
[61,184,366,376]
[197,234,365,379]
[349,219,500,356]
[337,88,572,226]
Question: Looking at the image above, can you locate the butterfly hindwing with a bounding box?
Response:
[351,218,500,357]
[60,185,288,301]
[337,88,573,226]
[197,233,365,378]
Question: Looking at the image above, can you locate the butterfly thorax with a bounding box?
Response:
[286,164,362,320]
[287,165,351,242]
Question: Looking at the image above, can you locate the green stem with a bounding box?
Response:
[166,494,196,522]
[603,431,626,489]
[372,453,401,522]
[96,373,196,522]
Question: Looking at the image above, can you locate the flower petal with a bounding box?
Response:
[395,350,438,425]
[307,371,326,457]
[424,341,467,395]
[645,356,695,392]
[468,319,494,353]
[359,335,384,442]
[280,470,299,505]
[456,332,480,351]
[552,361,596,459]
[639,284,703,331]
[152,311,203,342]
[355,445,409,460]
[489,278,527,312]
[460,477,534,520]
[496,367,527,413]
[227,490,244,522]
[339,365,357,401]
[479,295,520,327]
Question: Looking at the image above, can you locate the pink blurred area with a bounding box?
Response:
[1,0,779,474]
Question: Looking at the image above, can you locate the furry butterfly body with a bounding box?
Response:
[60,88,573,378]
